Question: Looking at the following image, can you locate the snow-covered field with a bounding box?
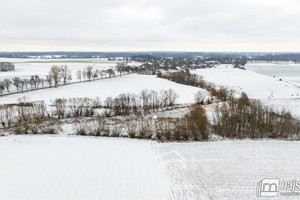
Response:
[0,58,140,81]
[0,136,170,200]
[0,74,207,104]
[0,135,299,200]
[191,64,300,119]
[157,140,300,200]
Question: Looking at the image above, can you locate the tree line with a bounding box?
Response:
[158,70,233,102]
[0,63,138,95]
[0,62,15,72]
[1,90,299,141]
[0,88,180,133]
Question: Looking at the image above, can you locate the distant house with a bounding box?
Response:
[0,62,15,71]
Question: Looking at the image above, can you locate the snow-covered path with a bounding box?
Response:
[0,136,170,200]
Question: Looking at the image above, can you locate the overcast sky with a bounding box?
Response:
[1,0,300,52]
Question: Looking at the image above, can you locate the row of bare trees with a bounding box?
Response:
[0,89,179,129]
[76,66,114,82]
[104,89,179,116]
[0,62,15,71]
[0,65,136,95]
[51,89,179,119]
[0,75,47,94]
[47,65,72,87]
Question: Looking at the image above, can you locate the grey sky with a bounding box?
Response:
[1,0,300,51]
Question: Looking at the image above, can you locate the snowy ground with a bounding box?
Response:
[157,140,300,200]
[0,136,170,200]
[0,135,298,200]
[191,64,300,119]
[0,74,207,104]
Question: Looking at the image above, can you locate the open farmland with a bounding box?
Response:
[0,136,170,200]
[157,140,300,200]
[0,135,299,200]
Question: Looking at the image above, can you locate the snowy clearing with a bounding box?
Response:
[0,136,170,200]
[0,74,207,104]
[157,140,300,200]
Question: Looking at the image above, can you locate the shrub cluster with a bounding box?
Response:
[0,99,61,134]
[74,106,209,141]
[74,118,110,136]
[213,94,300,139]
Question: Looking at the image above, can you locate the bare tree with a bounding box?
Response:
[29,77,35,90]
[20,80,25,93]
[82,70,86,80]
[92,71,98,80]
[107,69,114,78]
[0,81,5,95]
[117,62,125,77]
[30,75,40,89]
[3,79,12,92]
[61,65,72,85]
[53,98,67,119]
[194,91,204,105]
[40,78,45,87]
[46,75,53,88]
[23,79,29,90]
[12,77,22,91]
[85,66,93,82]
[76,70,82,82]
[167,89,179,106]
[49,65,62,87]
